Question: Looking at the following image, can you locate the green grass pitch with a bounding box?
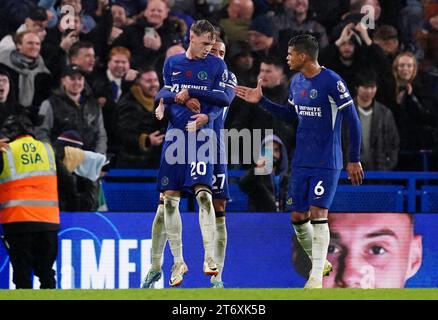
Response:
[1,288,438,300]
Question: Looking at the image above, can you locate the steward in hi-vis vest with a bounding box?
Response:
[0,114,60,289]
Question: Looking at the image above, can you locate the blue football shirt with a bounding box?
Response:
[289,67,355,169]
[162,52,228,131]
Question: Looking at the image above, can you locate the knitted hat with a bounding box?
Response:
[249,15,274,38]
[57,130,83,149]
[0,67,11,80]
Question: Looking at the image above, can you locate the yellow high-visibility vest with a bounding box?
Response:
[0,135,59,225]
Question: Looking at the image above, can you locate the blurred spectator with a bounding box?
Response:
[391,52,436,170]
[165,44,186,58]
[0,6,49,51]
[308,0,350,36]
[398,0,424,47]
[415,2,438,72]
[172,0,198,18]
[36,64,107,155]
[423,2,438,31]
[248,14,277,59]
[0,68,24,128]
[372,25,400,62]
[252,0,284,17]
[41,12,82,81]
[373,25,420,64]
[56,0,97,34]
[115,67,165,168]
[342,72,399,171]
[227,41,258,86]
[92,46,138,159]
[257,57,295,152]
[246,14,283,80]
[86,3,131,66]
[0,1,40,34]
[168,0,195,45]
[414,9,438,169]
[0,30,52,108]
[113,0,186,68]
[219,0,254,45]
[226,57,295,164]
[274,0,329,52]
[155,43,187,86]
[53,130,100,211]
[111,3,131,29]
[0,113,60,289]
[113,0,148,17]
[239,134,289,212]
[68,41,97,76]
[320,22,390,98]
[330,0,381,42]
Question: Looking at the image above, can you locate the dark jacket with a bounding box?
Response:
[54,148,98,212]
[112,16,185,68]
[115,86,165,168]
[92,69,133,150]
[392,86,435,152]
[35,87,107,154]
[239,135,290,212]
[0,62,52,108]
[343,100,400,171]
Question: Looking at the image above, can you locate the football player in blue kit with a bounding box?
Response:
[141,20,229,288]
[142,35,237,289]
[235,34,364,288]
[203,37,237,288]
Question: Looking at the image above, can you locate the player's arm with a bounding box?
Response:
[186,89,229,107]
[332,77,364,185]
[188,61,230,108]
[224,71,237,104]
[259,96,297,122]
[236,80,297,121]
[155,57,177,105]
[343,104,364,185]
[155,86,176,105]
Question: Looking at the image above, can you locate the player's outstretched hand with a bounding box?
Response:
[186,114,209,132]
[235,79,263,104]
[155,98,165,120]
[0,137,9,152]
[346,162,364,186]
[186,98,201,113]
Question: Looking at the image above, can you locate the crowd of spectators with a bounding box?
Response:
[0,0,437,189]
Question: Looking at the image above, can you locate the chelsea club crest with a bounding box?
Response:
[197,71,208,80]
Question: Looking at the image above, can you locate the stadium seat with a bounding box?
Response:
[421,186,438,213]
[331,185,405,212]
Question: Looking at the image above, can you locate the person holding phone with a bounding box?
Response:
[113,0,185,68]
